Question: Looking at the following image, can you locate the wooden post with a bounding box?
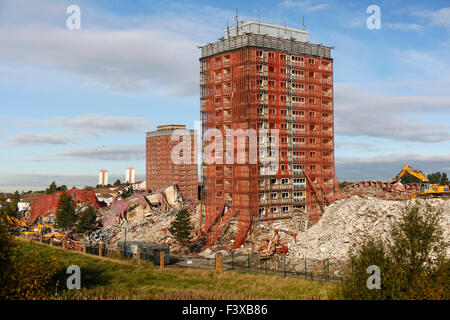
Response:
[99,244,104,257]
[116,246,121,259]
[83,244,87,254]
[49,238,53,247]
[160,251,165,269]
[216,252,223,273]
[137,248,141,262]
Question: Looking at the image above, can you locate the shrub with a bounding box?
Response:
[0,217,63,300]
[341,200,449,300]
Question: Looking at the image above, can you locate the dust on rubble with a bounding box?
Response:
[85,184,202,252]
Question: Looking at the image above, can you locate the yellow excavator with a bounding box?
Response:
[390,165,450,198]
[5,215,28,234]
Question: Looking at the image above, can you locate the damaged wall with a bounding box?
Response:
[29,189,105,223]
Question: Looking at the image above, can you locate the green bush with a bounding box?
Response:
[0,217,63,300]
[341,200,449,300]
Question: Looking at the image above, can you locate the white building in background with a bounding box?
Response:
[17,201,31,211]
[132,181,146,191]
[99,170,109,186]
[126,168,135,184]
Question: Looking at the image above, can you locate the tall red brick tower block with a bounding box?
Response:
[199,21,340,248]
[146,125,198,201]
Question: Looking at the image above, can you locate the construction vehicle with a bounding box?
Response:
[5,215,28,234]
[259,229,297,259]
[390,165,450,198]
[22,222,52,237]
[42,232,82,250]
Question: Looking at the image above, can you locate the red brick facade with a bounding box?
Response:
[146,125,198,201]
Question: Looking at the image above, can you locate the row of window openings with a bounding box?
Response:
[260,178,306,185]
[211,52,329,68]
[259,206,292,214]
[259,95,330,104]
[261,191,306,200]
[257,51,317,65]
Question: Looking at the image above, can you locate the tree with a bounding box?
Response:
[55,191,78,234]
[76,206,97,234]
[121,186,134,199]
[440,172,449,186]
[46,181,58,195]
[56,185,67,192]
[399,173,422,184]
[168,208,194,255]
[5,191,20,218]
[339,181,353,189]
[427,172,442,184]
[114,179,122,186]
[341,201,449,299]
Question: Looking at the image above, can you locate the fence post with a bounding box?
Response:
[231,251,234,269]
[215,252,223,273]
[304,258,307,279]
[99,244,104,257]
[160,251,165,269]
[265,259,267,274]
[327,260,330,282]
[116,245,121,259]
[137,248,141,262]
[284,255,286,277]
[247,253,250,272]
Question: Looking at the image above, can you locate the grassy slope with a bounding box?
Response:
[19,240,341,300]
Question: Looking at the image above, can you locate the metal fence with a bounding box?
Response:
[31,237,348,282]
[170,252,348,282]
[227,252,347,282]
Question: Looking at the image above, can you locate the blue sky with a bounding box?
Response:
[1,0,449,192]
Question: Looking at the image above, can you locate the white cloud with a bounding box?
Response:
[48,114,152,137]
[412,7,450,29]
[0,24,200,94]
[57,144,145,161]
[385,22,424,31]
[7,132,74,146]
[281,0,329,12]
[336,154,450,181]
[0,0,232,95]
[335,84,450,143]
[5,114,152,146]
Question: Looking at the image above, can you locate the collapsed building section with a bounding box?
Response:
[199,21,341,249]
[28,189,105,224]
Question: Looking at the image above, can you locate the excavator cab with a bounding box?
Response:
[390,165,430,192]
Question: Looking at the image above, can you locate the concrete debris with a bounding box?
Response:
[286,196,450,262]
[85,183,201,252]
[343,181,420,200]
[205,196,449,269]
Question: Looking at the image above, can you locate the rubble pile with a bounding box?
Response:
[343,181,420,200]
[286,196,450,261]
[85,183,201,251]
